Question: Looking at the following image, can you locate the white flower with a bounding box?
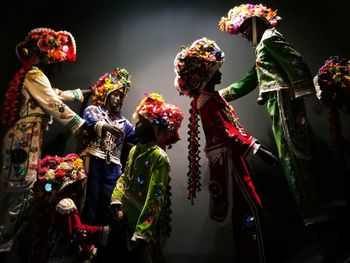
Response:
[58,162,70,170]
[45,169,56,181]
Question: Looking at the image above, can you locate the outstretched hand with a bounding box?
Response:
[257,145,279,166]
[81,89,93,97]
[103,124,124,138]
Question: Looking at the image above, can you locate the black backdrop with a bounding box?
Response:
[1,0,350,262]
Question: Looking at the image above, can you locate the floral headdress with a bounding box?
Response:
[134,92,184,134]
[219,3,281,35]
[316,56,350,111]
[1,28,76,127]
[174,37,225,96]
[91,68,131,106]
[16,27,76,67]
[33,153,87,201]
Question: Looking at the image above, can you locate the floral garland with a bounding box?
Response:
[317,56,350,112]
[16,28,76,66]
[33,153,86,201]
[135,92,183,132]
[219,3,281,35]
[91,68,131,106]
[174,37,225,96]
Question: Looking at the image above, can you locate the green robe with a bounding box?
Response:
[111,141,171,263]
[219,29,326,225]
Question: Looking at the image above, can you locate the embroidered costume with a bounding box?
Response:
[174,37,265,263]
[81,68,136,226]
[219,3,325,225]
[31,154,109,262]
[111,93,183,263]
[0,28,84,252]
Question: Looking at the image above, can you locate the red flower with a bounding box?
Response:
[55,169,66,179]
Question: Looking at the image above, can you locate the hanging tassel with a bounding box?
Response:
[187,99,201,204]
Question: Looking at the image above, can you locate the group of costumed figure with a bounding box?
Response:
[0,3,349,263]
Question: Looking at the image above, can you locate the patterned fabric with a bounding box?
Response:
[0,67,84,251]
[219,29,326,224]
[196,90,265,263]
[255,29,315,98]
[82,105,135,165]
[111,142,172,262]
[198,91,256,157]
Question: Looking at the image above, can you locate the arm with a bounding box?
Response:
[54,198,109,246]
[54,88,84,102]
[83,106,124,138]
[24,69,84,133]
[110,173,127,206]
[219,66,258,102]
[124,119,137,145]
[199,96,257,156]
[132,156,170,242]
[111,146,135,205]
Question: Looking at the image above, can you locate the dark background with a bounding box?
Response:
[1,0,350,262]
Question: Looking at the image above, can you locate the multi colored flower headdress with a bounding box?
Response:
[33,153,87,201]
[316,56,350,111]
[174,37,225,96]
[134,92,184,133]
[16,27,77,67]
[174,38,224,202]
[219,3,281,35]
[315,56,350,175]
[91,68,131,106]
[1,28,77,127]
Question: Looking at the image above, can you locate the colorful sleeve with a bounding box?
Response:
[111,146,135,204]
[54,88,84,102]
[123,118,137,144]
[219,66,258,102]
[83,106,105,127]
[200,97,256,156]
[110,173,126,205]
[24,70,84,133]
[133,154,170,241]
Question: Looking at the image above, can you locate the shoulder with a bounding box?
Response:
[262,28,285,43]
[25,67,49,84]
[55,198,77,215]
[154,146,170,165]
[197,92,213,110]
[84,105,103,115]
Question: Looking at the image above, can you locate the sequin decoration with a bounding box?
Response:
[45,183,53,192]
[243,215,255,229]
[137,176,144,185]
[144,160,149,168]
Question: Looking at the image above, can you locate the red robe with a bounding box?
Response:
[196,90,265,263]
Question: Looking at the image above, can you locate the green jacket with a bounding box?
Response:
[220,28,315,101]
[111,141,171,242]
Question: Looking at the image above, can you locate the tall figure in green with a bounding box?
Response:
[218,3,326,226]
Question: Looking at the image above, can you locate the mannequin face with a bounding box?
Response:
[238,17,269,45]
[107,90,124,114]
[135,115,156,143]
[238,19,253,42]
[203,70,222,92]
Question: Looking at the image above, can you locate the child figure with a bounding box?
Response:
[174,37,277,263]
[81,68,136,226]
[218,3,326,225]
[110,93,183,263]
[31,153,109,262]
